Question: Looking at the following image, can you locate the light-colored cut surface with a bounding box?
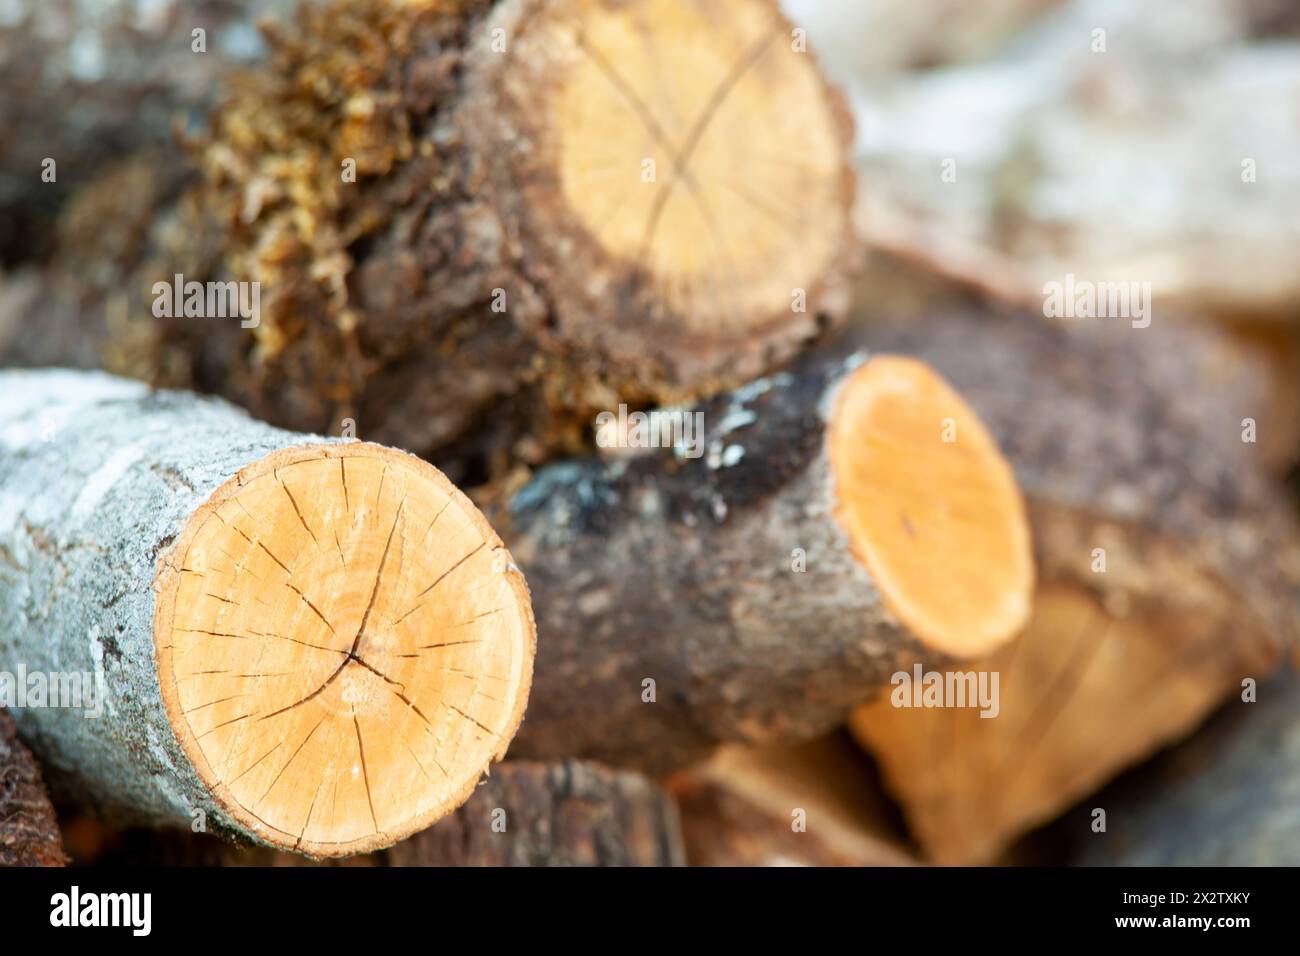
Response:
[829,355,1033,657]
[154,442,534,856]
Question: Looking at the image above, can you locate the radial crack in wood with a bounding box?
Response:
[0,370,535,857]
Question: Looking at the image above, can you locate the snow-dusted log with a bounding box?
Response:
[503,350,1034,772]
[0,370,535,858]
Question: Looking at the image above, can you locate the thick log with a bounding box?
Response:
[0,369,534,857]
[1069,671,1300,867]
[80,760,685,866]
[842,306,1300,864]
[0,709,66,866]
[4,0,858,467]
[503,348,1034,772]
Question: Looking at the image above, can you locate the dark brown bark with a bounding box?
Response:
[2,0,858,473]
[0,709,66,867]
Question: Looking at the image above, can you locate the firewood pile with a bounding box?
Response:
[1,0,1298,868]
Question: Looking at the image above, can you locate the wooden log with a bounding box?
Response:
[79,760,685,866]
[0,708,66,866]
[1067,671,1300,867]
[5,0,858,466]
[667,733,915,867]
[841,306,1300,864]
[0,369,535,857]
[503,348,1034,772]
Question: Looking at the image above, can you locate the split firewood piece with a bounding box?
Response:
[6,0,857,463]
[842,307,1300,865]
[667,733,915,867]
[0,370,535,858]
[0,709,67,866]
[502,348,1034,773]
[1068,671,1300,867]
[78,760,685,866]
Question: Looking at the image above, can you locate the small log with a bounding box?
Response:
[0,369,535,857]
[842,306,1300,864]
[504,349,1034,772]
[1069,671,1300,867]
[81,760,685,866]
[0,709,66,866]
[7,0,858,464]
[667,733,914,867]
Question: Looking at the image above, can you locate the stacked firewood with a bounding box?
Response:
[1,0,1297,867]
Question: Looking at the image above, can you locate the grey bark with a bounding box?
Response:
[504,348,926,773]
[0,368,332,841]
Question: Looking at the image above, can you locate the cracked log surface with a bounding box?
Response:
[841,305,1300,864]
[0,708,66,866]
[84,760,685,866]
[503,349,1034,773]
[2,0,858,468]
[0,369,534,857]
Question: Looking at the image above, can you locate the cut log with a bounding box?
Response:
[0,708,66,866]
[667,733,915,867]
[78,760,685,866]
[0,369,535,857]
[503,349,1034,772]
[1067,671,1300,867]
[5,0,858,465]
[840,306,1300,864]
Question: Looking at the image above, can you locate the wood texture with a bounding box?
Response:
[841,305,1300,864]
[0,369,534,857]
[503,348,1033,772]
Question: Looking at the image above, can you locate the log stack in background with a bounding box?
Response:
[2,0,1300,868]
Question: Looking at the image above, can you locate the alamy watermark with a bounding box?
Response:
[595,403,705,459]
[889,664,1000,718]
[0,663,106,718]
[1042,273,1151,329]
[152,274,261,329]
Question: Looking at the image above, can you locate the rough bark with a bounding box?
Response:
[503,345,1033,773]
[0,369,535,857]
[841,305,1300,864]
[0,709,66,866]
[2,0,858,471]
[81,760,685,866]
[1068,671,1300,867]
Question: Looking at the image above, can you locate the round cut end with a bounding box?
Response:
[477,0,856,380]
[153,443,534,857]
[828,356,1033,658]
